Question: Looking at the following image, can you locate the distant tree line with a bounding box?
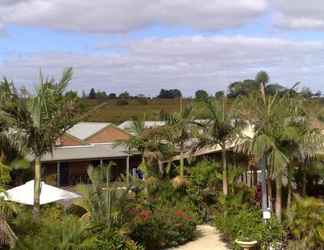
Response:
[194,71,322,100]
[78,88,183,100]
[70,74,322,101]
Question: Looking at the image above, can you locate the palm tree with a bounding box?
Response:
[74,162,130,228]
[116,116,173,179]
[162,106,194,177]
[237,72,306,221]
[0,68,80,217]
[197,96,242,196]
[282,112,324,208]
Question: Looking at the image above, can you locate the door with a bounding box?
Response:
[59,162,69,186]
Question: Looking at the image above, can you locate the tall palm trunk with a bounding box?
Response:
[260,155,268,213]
[287,164,293,208]
[33,158,41,218]
[221,145,228,196]
[267,177,272,210]
[275,173,282,222]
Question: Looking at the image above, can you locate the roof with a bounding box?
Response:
[40,143,129,162]
[67,122,111,140]
[118,121,166,133]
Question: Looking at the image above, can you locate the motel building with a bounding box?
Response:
[40,122,142,187]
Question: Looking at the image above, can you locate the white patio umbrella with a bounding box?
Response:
[0,180,80,205]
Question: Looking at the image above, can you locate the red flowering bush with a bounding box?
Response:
[127,206,196,250]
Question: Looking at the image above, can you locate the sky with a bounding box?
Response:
[1,0,324,97]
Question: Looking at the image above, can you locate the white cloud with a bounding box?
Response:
[1,36,323,96]
[272,0,324,30]
[0,0,267,33]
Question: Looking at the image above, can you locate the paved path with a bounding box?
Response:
[168,225,229,250]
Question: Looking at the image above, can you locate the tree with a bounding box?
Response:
[228,79,259,98]
[255,70,269,85]
[88,88,96,99]
[197,96,242,196]
[157,89,182,99]
[195,90,208,100]
[108,93,117,99]
[74,163,129,228]
[65,90,79,99]
[266,84,287,96]
[116,116,172,179]
[215,91,224,99]
[96,90,107,99]
[0,68,80,217]
[119,91,130,99]
[162,106,195,178]
[237,74,307,221]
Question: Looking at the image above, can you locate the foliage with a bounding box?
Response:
[286,195,324,250]
[127,205,196,250]
[14,214,96,250]
[92,229,144,250]
[214,191,283,249]
[0,68,80,214]
[162,105,195,177]
[195,90,209,100]
[119,91,130,99]
[215,91,225,99]
[196,96,244,196]
[74,163,130,228]
[11,205,143,250]
[189,160,221,189]
[228,79,259,98]
[158,89,182,99]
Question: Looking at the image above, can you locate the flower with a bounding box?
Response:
[138,210,151,221]
[175,210,185,217]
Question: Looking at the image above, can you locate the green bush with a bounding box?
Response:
[214,191,283,249]
[14,215,97,250]
[287,195,324,250]
[12,205,143,250]
[93,229,144,250]
[127,206,196,250]
[189,160,221,189]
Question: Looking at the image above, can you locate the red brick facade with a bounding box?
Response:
[86,126,130,144]
[57,134,84,146]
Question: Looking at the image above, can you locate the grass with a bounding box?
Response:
[81,97,324,126]
[82,98,192,124]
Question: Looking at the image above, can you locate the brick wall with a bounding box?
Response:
[86,126,130,144]
[57,134,83,146]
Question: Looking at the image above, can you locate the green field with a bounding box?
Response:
[82,97,324,128]
[83,98,192,124]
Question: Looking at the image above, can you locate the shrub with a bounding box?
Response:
[127,206,196,250]
[189,160,221,190]
[287,195,324,250]
[214,191,283,249]
[14,215,97,250]
[93,229,144,250]
[13,209,143,250]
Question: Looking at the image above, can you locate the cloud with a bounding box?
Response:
[1,36,324,96]
[272,0,324,30]
[0,0,267,33]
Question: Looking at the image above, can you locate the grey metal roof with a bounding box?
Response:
[118,121,166,134]
[40,143,129,162]
[67,122,111,140]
